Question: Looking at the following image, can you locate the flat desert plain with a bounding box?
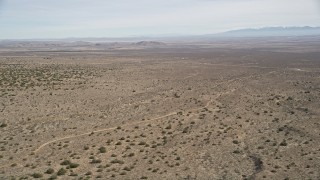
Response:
[0,38,320,179]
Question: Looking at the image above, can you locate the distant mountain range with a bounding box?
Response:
[213,26,320,37]
[1,27,319,42]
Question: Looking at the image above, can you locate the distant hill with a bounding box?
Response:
[132,41,166,46]
[214,26,320,37]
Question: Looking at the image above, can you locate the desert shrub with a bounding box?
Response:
[90,159,102,164]
[165,124,172,129]
[119,171,126,175]
[182,127,189,133]
[138,141,146,145]
[31,173,43,178]
[70,172,78,176]
[110,159,124,164]
[99,147,106,153]
[48,175,57,180]
[280,140,287,146]
[115,141,122,145]
[60,160,71,165]
[232,140,239,144]
[57,168,66,176]
[69,163,79,168]
[233,150,241,154]
[85,171,92,175]
[45,168,54,174]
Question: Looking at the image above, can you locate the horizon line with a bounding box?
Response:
[1,26,320,41]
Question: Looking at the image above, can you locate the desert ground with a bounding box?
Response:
[0,38,319,179]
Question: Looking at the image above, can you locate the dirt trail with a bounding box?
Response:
[0,70,276,170]
[34,70,270,153]
[34,96,214,153]
[34,112,175,153]
[34,83,238,153]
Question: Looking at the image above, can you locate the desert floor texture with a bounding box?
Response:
[0,38,320,179]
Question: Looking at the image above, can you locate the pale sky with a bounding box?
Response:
[0,0,319,39]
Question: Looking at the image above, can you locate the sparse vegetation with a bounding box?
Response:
[1,42,319,180]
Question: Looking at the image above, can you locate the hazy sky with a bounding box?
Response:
[0,0,319,39]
